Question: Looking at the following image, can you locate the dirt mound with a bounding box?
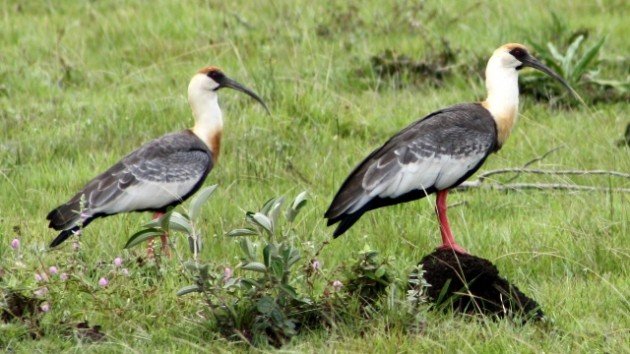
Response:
[418,249,544,321]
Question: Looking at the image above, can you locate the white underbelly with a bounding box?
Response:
[94,179,198,213]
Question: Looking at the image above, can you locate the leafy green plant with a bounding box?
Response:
[342,249,431,332]
[136,190,313,346]
[125,185,218,260]
[123,189,435,347]
[216,192,310,346]
[520,14,628,105]
[381,263,431,335]
[343,245,393,311]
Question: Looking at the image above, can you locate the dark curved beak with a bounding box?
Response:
[519,54,585,104]
[220,77,270,114]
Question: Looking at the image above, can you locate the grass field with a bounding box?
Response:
[1,0,628,352]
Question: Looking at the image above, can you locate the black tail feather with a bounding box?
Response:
[331,212,364,238]
[326,188,433,238]
[47,199,81,231]
[50,226,81,247]
[48,216,98,248]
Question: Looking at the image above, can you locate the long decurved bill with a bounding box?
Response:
[520,54,585,105]
[221,77,270,114]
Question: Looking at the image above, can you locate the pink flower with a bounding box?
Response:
[60,273,69,281]
[48,266,58,275]
[332,280,343,292]
[223,267,233,282]
[113,257,123,267]
[121,268,129,276]
[311,259,321,272]
[11,238,20,250]
[98,277,109,287]
[34,287,48,297]
[35,273,43,282]
[40,302,50,312]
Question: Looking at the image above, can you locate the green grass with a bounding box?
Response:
[1,0,628,352]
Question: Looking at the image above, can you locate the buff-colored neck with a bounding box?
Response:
[188,82,223,159]
[481,54,520,147]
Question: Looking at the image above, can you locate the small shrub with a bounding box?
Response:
[369,40,456,88]
[343,245,393,311]
[124,188,433,347]
[127,190,314,346]
[520,14,628,106]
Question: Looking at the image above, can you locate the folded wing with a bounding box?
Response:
[325,103,497,237]
[47,130,213,239]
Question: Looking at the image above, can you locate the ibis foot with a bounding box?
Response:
[436,243,469,255]
[147,238,156,259]
[160,233,171,258]
[146,234,171,259]
[415,249,544,322]
[147,212,171,259]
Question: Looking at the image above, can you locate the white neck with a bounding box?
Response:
[482,54,520,147]
[188,77,223,157]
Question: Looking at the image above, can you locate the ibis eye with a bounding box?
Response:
[207,70,225,82]
[510,47,526,60]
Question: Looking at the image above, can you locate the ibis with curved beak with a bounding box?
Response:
[47,67,268,253]
[324,43,580,254]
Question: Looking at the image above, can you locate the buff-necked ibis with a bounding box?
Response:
[324,43,580,254]
[47,67,268,254]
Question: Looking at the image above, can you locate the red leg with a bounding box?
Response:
[148,212,170,258]
[160,232,171,258]
[147,238,155,259]
[435,190,468,254]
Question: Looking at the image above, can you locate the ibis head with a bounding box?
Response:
[484,43,581,146]
[188,67,268,157]
[189,66,269,113]
[490,43,580,99]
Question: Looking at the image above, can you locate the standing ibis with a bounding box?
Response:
[47,66,268,254]
[324,43,580,254]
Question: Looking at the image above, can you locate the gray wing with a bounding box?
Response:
[325,103,497,224]
[47,130,212,230]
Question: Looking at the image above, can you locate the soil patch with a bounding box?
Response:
[418,249,544,321]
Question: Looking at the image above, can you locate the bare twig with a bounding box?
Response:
[479,168,630,180]
[456,181,630,193]
[502,146,562,183]
[523,146,563,167]
[455,147,630,193]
